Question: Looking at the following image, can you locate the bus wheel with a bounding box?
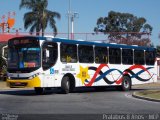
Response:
[34,87,45,94]
[61,76,70,94]
[121,76,131,91]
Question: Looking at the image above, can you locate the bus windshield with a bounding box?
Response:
[7,37,41,72]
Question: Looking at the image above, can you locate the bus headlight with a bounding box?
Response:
[28,73,40,80]
[28,76,34,80]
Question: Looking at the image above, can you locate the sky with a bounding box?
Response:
[0,0,160,45]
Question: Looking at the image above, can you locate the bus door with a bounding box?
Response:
[42,42,58,87]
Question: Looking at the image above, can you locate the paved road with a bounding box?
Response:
[0,87,159,119]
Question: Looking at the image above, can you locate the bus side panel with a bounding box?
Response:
[76,63,98,87]
[53,62,81,87]
[76,64,157,86]
[93,64,118,86]
[131,65,157,85]
[40,69,55,87]
[51,63,157,88]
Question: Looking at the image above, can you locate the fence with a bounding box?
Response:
[0,32,151,46]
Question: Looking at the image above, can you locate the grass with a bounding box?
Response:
[133,82,160,88]
[135,90,160,100]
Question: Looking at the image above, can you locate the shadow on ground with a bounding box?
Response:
[0,86,145,96]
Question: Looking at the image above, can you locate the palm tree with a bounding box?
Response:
[19,0,61,36]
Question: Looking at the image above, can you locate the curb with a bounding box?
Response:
[132,92,160,102]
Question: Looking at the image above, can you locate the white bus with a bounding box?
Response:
[7,36,157,94]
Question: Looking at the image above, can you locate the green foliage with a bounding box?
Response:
[0,43,7,80]
[94,11,153,46]
[20,0,61,36]
[0,42,7,67]
[95,11,152,33]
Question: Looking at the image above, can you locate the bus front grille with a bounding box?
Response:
[10,77,29,80]
[10,82,28,87]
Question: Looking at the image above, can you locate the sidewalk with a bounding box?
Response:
[0,81,9,89]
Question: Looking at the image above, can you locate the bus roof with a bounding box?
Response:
[51,38,155,51]
[8,36,156,51]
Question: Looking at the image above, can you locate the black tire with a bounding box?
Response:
[61,76,70,94]
[34,87,45,94]
[121,76,131,91]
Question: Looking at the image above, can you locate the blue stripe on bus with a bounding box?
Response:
[16,36,155,51]
[52,38,155,51]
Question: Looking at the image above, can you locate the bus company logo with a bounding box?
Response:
[50,68,54,74]
[76,64,154,86]
[62,65,75,71]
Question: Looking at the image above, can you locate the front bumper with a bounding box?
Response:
[7,76,41,88]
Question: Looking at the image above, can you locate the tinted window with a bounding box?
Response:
[122,49,133,65]
[60,43,77,63]
[95,47,108,63]
[109,48,121,64]
[145,51,155,65]
[7,38,41,73]
[42,42,58,70]
[78,45,94,63]
[134,50,144,65]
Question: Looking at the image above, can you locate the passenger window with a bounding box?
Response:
[122,49,133,65]
[145,51,155,65]
[42,42,58,70]
[60,43,77,63]
[95,46,108,63]
[78,45,94,63]
[109,48,121,64]
[134,50,144,65]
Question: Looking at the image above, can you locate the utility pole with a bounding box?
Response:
[68,0,71,39]
[67,0,79,40]
[71,12,78,39]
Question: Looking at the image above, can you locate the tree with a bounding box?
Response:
[0,43,7,81]
[0,43,7,67]
[20,0,61,36]
[94,11,152,46]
